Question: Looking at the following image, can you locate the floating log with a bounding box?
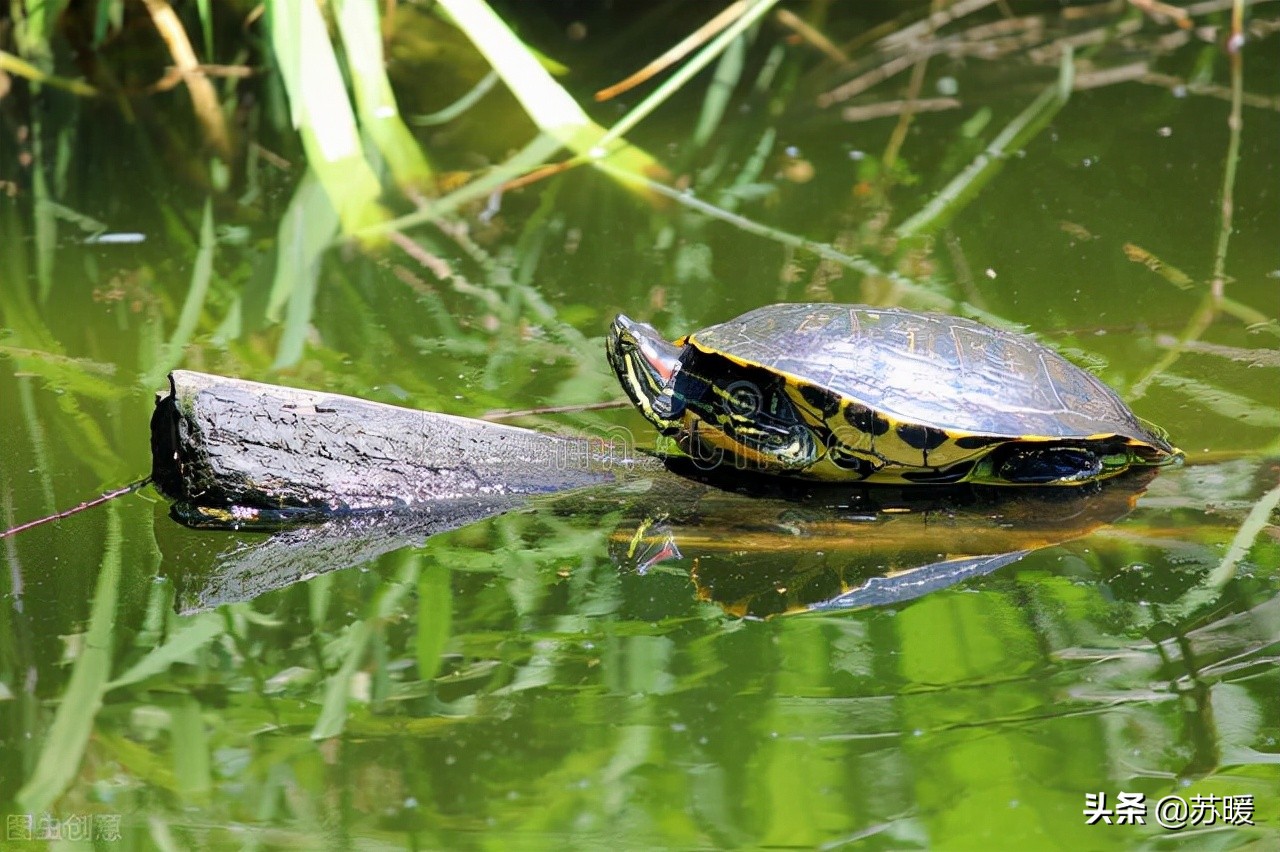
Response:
[150,370,662,526]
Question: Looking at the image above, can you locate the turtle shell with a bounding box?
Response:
[683,303,1171,450]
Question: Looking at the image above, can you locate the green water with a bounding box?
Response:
[2,3,1278,849]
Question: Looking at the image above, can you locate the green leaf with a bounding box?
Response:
[105,611,226,692]
[897,49,1075,239]
[311,619,374,741]
[16,503,122,814]
[435,0,665,190]
[142,198,216,389]
[333,0,433,189]
[171,694,213,800]
[1155,373,1280,429]
[1210,479,1280,588]
[270,169,340,368]
[417,564,454,681]
[267,0,387,234]
[312,558,419,740]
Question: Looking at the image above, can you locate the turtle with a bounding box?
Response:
[606,303,1182,486]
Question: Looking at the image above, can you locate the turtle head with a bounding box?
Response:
[607,314,684,432]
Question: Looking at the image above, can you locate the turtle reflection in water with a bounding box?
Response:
[608,303,1182,486]
[613,470,1159,619]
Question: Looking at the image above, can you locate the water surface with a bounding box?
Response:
[1,3,1277,848]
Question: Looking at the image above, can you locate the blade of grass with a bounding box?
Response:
[595,0,749,101]
[267,0,387,234]
[105,611,226,691]
[1209,477,1280,588]
[34,199,107,237]
[32,112,56,301]
[4,363,124,484]
[333,0,433,190]
[896,48,1075,239]
[594,0,780,151]
[357,131,564,238]
[15,378,56,516]
[309,571,333,627]
[0,345,121,399]
[717,126,775,211]
[195,0,214,65]
[416,567,453,682]
[1130,290,1218,401]
[142,199,216,388]
[0,50,97,95]
[142,0,231,159]
[436,0,596,145]
[92,1,125,47]
[135,576,175,649]
[1133,7,1248,397]
[435,0,662,184]
[10,0,74,61]
[411,70,499,126]
[0,209,124,483]
[312,557,419,740]
[1153,337,1280,367]
[1122,243,1196,290]
[312,618,374,741]
[170,694,212,800]
[16,503,121,815]
[774,8,848,63]
[692,31,747,150]
[1150,373,1280,428]
[270,168,340,368]
[595,161,955,311]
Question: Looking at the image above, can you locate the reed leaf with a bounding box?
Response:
[436,0,663,187]
[333,0,433,190]
[16,504,121,815]
[106,612,226,692]
[266,0,387,234]
[268,168,340,368]
[896,49,1075,239]
[143,199,216,389]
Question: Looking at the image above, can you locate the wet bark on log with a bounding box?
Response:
[151,370,654,519]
